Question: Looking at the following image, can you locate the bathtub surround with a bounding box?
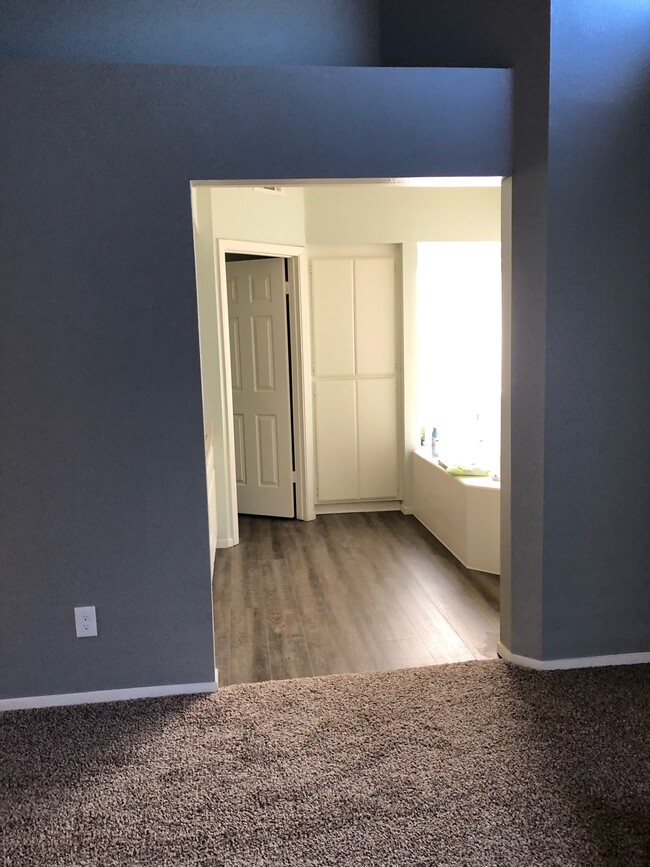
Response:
[413,449,500,574]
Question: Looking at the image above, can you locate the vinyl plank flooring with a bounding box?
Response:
[262,559,314,681]
[467,567,500,608]
[276,526,355,676]
[213,511,500,686]
[369,512,499,659]
[319,516,418,644]
[297,543,387,674]
[347,513,477,663]
[228,559,273,685]
[379,637,435,671]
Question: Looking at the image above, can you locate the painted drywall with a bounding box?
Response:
[191,183,223,545]
[0,59,510,701]
[211,187,306,246]
[500,179,513,651]
[305,185,501,508]
[306,186,501,243]
[541,1,650,658]
[0,0,380,66]
[192,186,216,427]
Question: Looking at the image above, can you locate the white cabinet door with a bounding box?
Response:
[355,258,396,376]
[311,248,399,504]
[227,258,294,518]
[311,258,355,376]
[314,380,358,502]
[358,378,399,499]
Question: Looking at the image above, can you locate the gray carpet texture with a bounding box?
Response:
[1,660,649,867]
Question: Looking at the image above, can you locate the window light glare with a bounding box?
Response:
[417,242,502,470]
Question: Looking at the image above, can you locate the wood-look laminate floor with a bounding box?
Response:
[213,511,499,687]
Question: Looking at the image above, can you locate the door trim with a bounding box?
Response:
[215,239,315,545]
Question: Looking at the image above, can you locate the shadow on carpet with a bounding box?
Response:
[1,660,649,866]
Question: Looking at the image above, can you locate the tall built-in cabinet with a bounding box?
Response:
[310,247,400,506]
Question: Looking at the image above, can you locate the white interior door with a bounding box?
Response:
[227,257,294,517]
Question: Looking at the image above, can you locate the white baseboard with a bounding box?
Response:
[0,678,218,713]
[497,641,650,671]
[216,536,235,549]
[315,499,401,515]
[400,504,414,515]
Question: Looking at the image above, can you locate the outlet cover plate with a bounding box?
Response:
[74,606,98,638]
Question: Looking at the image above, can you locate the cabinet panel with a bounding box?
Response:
[358,378,399,499]
[315,380,358,502]
[355,258,396,376]
[311,258,355,377]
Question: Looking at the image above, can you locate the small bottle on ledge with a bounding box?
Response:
[431,427,439,458]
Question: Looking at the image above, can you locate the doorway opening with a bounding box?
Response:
[191,178,506,686]
[217,241,314,534]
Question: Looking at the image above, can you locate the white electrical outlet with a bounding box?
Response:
[74,606,98,638]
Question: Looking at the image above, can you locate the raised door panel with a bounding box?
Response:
[255,414,280,487]
[315,380,358,502]
[251,316,276,391]
[357,378,399,499]
[311,258,355,377]
[355,257,396,376]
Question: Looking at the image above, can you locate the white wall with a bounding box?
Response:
[305,186,501,243]
[305,185,501,508]
[191,185,229,543]
[211,186,306,245]
[192,186,218,426]
[500,179,512,647]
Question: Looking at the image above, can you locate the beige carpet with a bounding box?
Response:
[1,660,649,866]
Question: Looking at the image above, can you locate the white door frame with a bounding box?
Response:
[215,239,315,546]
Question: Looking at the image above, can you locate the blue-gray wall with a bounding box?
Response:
[0,0,380,66]
[0,53,510,699]
[542,1,650,657]
[0,1,647,701]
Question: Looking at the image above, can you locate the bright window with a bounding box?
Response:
[417,242,502,471]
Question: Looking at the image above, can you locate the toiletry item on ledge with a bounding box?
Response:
[446,465,490,477]
[431,427,439,458]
